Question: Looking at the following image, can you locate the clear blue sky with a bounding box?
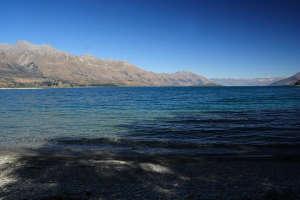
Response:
[0,0,299,78]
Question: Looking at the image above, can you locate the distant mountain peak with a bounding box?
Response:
[15,40,52,48]
[173,71,194,75]
[16,40,34,47]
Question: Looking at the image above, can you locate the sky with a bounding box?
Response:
[0,0,299,78]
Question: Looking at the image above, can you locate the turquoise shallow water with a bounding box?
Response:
[0,86,300,156]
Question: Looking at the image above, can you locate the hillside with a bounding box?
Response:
[271,72,300,86]
[0,41,216,87]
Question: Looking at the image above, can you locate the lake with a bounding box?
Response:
[0,86,299,157]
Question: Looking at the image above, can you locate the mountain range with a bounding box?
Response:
[0,41,216,88]
[0,41,298,88]
[211,77,284,86]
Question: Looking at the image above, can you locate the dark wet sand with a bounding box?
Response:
[1,147,300,200]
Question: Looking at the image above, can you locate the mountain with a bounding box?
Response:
[0,41,216,88]
[211,77,284,86]
[271,72,300,86]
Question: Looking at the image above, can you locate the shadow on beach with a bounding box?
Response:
[1,138,300,200]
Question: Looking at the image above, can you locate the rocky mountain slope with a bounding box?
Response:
[0,41,216,87]
[271,72,300,86]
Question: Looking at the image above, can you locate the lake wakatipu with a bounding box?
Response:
[0,86,299,157]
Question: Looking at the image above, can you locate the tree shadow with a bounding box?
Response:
[0,142,196,200]
[1,139,300,200]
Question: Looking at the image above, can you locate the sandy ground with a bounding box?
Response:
[0,148,300,200]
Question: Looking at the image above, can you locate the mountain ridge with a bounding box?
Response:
[271,72,300,86]
[0,41,216,88]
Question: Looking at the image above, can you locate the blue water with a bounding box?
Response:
[0,87,300,156]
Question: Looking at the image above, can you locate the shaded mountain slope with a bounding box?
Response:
[271,72,300,86]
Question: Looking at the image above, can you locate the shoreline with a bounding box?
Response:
[0,85,297,90]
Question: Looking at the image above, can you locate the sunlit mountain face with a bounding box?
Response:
[0,41,216,88]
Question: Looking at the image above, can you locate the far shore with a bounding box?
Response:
[0,88,43,90]
[0,85,219,89]
[0,85,298,89]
